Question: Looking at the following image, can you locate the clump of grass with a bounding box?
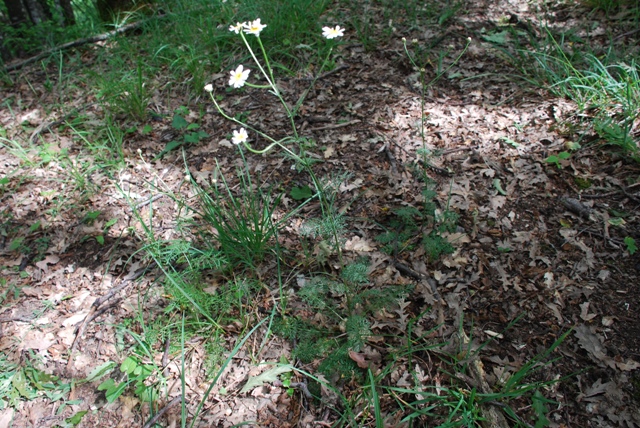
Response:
[489,25,640,160]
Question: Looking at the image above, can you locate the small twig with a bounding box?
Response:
[308,119,361,132]
[66,264,148,373]
[393,261,443,303]
[580,190,619,199]
[614,28,640,41]
[0,315,35,323]
[440,146,478,156]
[142,396,182,428]
[29,103,97,143]
[132,194,164,211]
[86,298,122,324]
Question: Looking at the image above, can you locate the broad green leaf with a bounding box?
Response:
[290,185,313,200]
[493,179,507,195]
[12,369,35,399]
[482,31,510,45]
[240,364,293,393]
[120,356,138,375]
[97,378,116,392]
[65,410,88,426]
[9,237,24,251]
[96,235,104,245]
[171,115,188,130]
[155,140,183,159]
[184,132,201,144]
[105,382,127,403]
[608,218,625,226]
[86,361,117,382]
[624,236,637,255]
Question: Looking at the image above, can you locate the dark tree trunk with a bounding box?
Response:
[57,0,76,26]
[22,0,51,25]
[4,0,30,26]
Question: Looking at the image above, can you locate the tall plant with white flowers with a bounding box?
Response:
[204,20,347,263]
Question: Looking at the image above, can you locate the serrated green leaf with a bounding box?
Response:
[171,115,188,130]
[240,364,293,394]
[186,123,200,130]
[482,31,510,45]
[624,236,637,255]
[183,132,201,143]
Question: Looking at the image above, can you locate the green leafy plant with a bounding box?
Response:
[97,355,159,403]
[275,258,410,379]
[376,172,456,262]
[545,151,572,168]
[155,109,209,160]
[624,236,637,255]
[380,325,572,427]
[0,353,73,409]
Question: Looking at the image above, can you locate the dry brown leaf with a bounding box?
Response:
[344,235,375,252]
[348,350,369,369]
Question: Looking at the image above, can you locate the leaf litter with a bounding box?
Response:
[1,0,640,426]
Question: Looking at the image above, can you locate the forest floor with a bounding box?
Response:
[1,0,639,426]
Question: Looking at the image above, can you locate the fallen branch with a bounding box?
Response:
[4,17,160,73]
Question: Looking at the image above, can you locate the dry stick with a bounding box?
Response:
[66,265,148,373]
[308,119,361,132]
[393,261,443,304]
[29,102,97,143]
[132,194,165,211]
[142,396,182,428]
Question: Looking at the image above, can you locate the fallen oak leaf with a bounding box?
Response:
[348,350,369,369]
[344,236,375,252]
